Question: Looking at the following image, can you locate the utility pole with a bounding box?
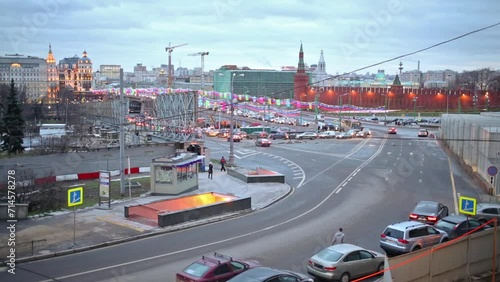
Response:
[119,69,126,195]
[188,51,209,122]
[165,42,188,88]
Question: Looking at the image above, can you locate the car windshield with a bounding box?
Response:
[414,203,438,214]
[183,262,210,277]
[434,220,456,233]
[383,228,404,239]
[316,248,343,262]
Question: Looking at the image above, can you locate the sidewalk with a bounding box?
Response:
[0,170,291,263]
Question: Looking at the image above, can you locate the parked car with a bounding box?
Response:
[228,267,313,282]
[473,203,500,225]
[418,129,429,137]
[176,252,261,282]
[388,127,397,134]
[227,134,242,142]
[296,132,318,140]
[247,131,268,140]
[380,221,449,256]
[255,138,271,147]
[434,215,490,239]
[318,131,337,139]
[306,243,384,282]
[269,132,289,140]
[409,201,449,225]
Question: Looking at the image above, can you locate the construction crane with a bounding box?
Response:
[165,42,188,88]
[188,52,209,91]
[188,52,209,121]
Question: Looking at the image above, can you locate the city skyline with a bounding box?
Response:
[1,0,499,75]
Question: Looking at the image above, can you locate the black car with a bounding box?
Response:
[269,132,288,140]
[409,201,449,225]
[434,215,489,239]
[227,267,313,282]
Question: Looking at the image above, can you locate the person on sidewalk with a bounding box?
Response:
[208,162,213,179]
[332,227,345,245]
[220,156,226,172]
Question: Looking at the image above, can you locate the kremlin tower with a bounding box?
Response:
[293,43,309,101]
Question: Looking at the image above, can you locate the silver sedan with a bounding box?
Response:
[307,243,385,282]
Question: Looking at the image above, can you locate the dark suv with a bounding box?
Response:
[247,131,268,140]
[176,252,261,282]
[269,132,289,140]
[434,215,490,239]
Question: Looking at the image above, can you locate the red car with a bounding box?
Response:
[388,127,397,134]
[176,253,261,282]
[255,138,272,147]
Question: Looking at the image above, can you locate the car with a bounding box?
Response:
[380,221,449,256]
[434,215,490,239]
[473,203,500,225]
[318,131,337,139]
[336,132,351,139]
[362,128,371,135]
[388,127,397,134]
[269,132,289,140]
[227,134,242,142]
[176,252,261,282]
[217,129,230,138]
[409,201,449,225]
[247,131,268,140]
[296,132,318,140]
[306,243,385,282]
[206,130,219,137]
[255,138,271,147]
[227,267,313,282]
[355,131,367,138]
[234,131,247,139]
[418,129,429,137]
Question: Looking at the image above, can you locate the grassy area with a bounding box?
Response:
[28,176,152,216]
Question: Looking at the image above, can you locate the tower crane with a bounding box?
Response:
[165,42,188,88]
[188,52,209,91]
[188,52,209,121]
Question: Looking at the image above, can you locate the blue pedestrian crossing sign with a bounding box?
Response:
[458,196,476,216]
[68,187,83,207]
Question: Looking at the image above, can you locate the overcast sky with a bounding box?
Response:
[1,0,499,75]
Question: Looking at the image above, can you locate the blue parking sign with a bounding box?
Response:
[68,187,83,207]
[458,196,476,216]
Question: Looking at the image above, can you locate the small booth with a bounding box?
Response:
[150,152,205,195]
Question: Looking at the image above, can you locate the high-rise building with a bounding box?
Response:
[0,53,48,101]
[58,50,93,92]
[99,65,121,80]
[46,44,59,101]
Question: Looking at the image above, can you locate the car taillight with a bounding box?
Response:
[427,216,437,221]
[324,266,337,272]
[409,214,418,219]
[398,239,409,244]
[380,233,386,238]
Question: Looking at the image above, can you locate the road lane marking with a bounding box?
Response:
[448,157,459,214]
[336,188,342,193]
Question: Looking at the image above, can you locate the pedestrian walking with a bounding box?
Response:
[220,156,226,172]
[208,162,213,179]
[332,227,345,245]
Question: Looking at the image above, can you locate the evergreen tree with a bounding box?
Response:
[1,79,25,154]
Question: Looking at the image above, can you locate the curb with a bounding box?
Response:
[7,184,292,264]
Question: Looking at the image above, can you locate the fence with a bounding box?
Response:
[0,239,47,258]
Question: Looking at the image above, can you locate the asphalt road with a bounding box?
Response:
[0,124,485,282]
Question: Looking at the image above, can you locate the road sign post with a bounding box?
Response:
[68,187,84,246]
[458,196,477,216]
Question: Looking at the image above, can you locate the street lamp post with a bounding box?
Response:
[413,97,418,119]
[473,94,478,113]
[338,93,349,131]
[446,90,450,114]
[228,73,244,166]
[314,88,320,133]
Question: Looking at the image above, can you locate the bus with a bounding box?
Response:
[39,124,68,138]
